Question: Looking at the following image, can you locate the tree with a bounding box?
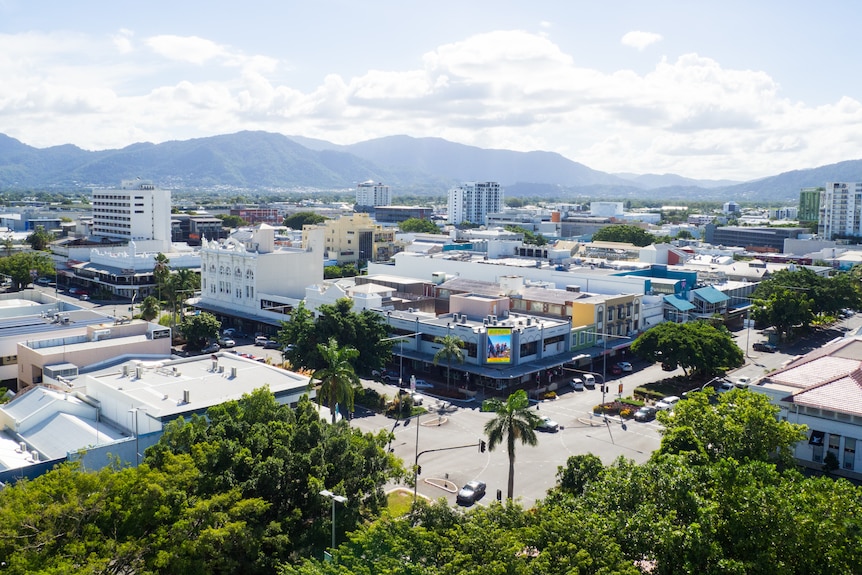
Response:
[217,214,248,228]
[278,301,318,370]
[153,252,171,303]
[178,311,220,349]
[283,211,328,229]
[504,225,548,246]
[398,217,442,234]
[25,225,54,251]
[591,224,654,247]
[0,251,54,290]
[483,389,541,501]
[309,337,361,424]
[139,295,160,321]
[433,334,465,390]
[631,321,743,377]
[655,388,808,466]
[554,453,604,496]
[752,288,813,341]
[166,267,200,323]
[2,231,14,256]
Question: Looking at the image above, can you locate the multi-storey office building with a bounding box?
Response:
[355,181,392,208]
[91,180,171,252]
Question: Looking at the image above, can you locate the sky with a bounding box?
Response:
[2,0,861,182]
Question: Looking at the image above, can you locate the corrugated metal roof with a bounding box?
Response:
[663,294,695,311]
[693,285,730,304]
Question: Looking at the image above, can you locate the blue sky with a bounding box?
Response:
[1,0,860,181]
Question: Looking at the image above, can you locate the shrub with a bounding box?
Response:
[620,408,634,419]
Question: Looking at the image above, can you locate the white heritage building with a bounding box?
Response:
[195,224,325,333]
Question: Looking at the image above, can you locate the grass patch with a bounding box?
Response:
[387,490,414,517]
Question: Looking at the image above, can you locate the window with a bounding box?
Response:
[844,437,856,470]
[828,433,841,463]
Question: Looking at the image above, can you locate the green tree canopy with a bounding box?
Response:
[139,295,160,321]
[591,224,654,246]
[309,337,361,424]
[398,217,442,234]
[284,211,328,229]
[631,320,743,377]
[0,251,54,290]
[504,225,549,245]
[655,388,808,466]
[217,214,248,228]
[178,311,220,349]
[25,225,54,251]
[277,298,392,375]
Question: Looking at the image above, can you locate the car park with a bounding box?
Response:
[217,336,236,348]
[456,480,486,505]
[571,378,584,391]
[634,406,657,422]
[537,415,560,432]
[655,395,681,411]
[752,342,777,353]
[616,361,633,372]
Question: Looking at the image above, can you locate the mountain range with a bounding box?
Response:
[1,130,860,202]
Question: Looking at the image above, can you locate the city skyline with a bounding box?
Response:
[2,1,861,182]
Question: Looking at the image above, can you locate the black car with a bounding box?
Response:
[633,406,657,422]
[753,342,777,353]
[456,480,486,505]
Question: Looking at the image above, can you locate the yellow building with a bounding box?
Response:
[302,213,398,265]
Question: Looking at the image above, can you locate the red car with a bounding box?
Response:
[610,364,623,375]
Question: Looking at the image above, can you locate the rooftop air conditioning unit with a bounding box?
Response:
[30,451,39,462]
[17,441,26,453]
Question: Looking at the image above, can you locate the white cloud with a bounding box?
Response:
[621,31,662,51]
[2,28,862,180]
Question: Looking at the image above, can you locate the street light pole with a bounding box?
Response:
[319,489,348,551]
[128,407,146,466]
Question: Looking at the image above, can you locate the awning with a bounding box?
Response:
[809,430,825,446]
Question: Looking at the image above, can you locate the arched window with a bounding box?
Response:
[219,266,224,275]
[246,269,254,279]
[235,267,241,277]
[210,264,216,273]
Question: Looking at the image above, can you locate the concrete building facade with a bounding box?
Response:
[92,179,172,252]
[818,182,862,240]
[302,213,398,265]
[447,182,503,226]
[355,181,392,208]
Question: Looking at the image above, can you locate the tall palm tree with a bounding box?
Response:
[309,337,361,425]
[152,253,171,303]
[433,334,465,390]
[483,389,541,501]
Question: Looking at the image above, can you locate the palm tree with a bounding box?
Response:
[483,389,541,501]
[139,295,160,321]
[152,253,171,303]
[309,337,361,425]
[433,334,465,390]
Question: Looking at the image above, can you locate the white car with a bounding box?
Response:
[716,381,735,394]
[412,379,434,389]
[410,393,424,406]
[537,415,560,432]
[571,378,585,391]
[616,361,633,372]
[217,337,236,348]
[655,395,681,411]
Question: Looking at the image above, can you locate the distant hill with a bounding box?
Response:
[0,130,860,202]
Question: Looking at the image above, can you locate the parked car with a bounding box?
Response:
[372,368,397,381]
[217,336,236,348]
[753,342,777,353]
[571,378,584,391]
[610,364,623,375]
[634,406,657,422]
[655,395,681,411]
[263,339,281,349]
[616,361,633,372]
[537,415,560,432]
[201,342,220,354]
[410,392,424,406]
[79,294,90,301]
[222,328,248,339]
[456,480,487,505]
[582,374,596,388]
[716,381,735,394]
[736,376,752,387]
[254,336,269,346]
[412,379,434,389]
[68,287,82,295]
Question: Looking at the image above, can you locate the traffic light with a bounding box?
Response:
[479,440,486,453]
[416,465,422,475]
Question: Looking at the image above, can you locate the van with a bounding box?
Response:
[582,374,596,389]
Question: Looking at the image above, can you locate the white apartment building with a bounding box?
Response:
[355,180,392,208]
[196,224,324,331]
[92,179,172,252]
[447,182,503,225]
[819,182,862,239]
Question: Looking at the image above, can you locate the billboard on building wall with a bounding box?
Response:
[486,327,513,364]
